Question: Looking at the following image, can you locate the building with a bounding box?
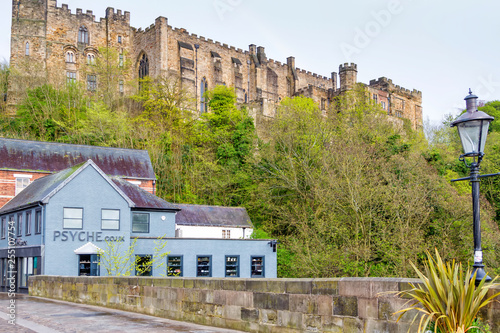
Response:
[175,204,253,239]
[7,0,423,131]
[0,138,156,208]
[0,160,277,293]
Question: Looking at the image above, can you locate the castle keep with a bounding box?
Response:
[8,0,423,130]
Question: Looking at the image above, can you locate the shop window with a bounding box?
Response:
[197,255,211,277]
[225,255,239,277]
[101,209,119,230]
[66,51,75,63]
[33,256,40,275]
[0,259,6,286]
[222,229,231,239]
[251,256,265,278]
[87,74,97,91]
[35,210,42,234]
[63,207,83,229]
[15,176,31,195]
[132,212,149,233]
[25,211,32,235]
[167,255,183,276]
[79,254,99,276]
[17,213,22,237]
[135,255,152,276]
[78,26,89,44]
[66,71,76,84]
[25,42,30,56]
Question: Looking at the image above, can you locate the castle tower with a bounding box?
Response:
[338,63,357,92]
[7,0,50,112]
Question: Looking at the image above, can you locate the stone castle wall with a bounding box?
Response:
[7,0,423,130]
[29,275,500,332]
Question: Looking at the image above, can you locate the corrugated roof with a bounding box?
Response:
[111,177,179,211]
[175,204,253,228]
[0,138,156,180]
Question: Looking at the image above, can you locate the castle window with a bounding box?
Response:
[373,94,378,103]
[119,80,124,93]
[66,71,76,83]
[138,53,149,79]
[381,101,386,110]
[200,78,208,113]
[118,36,122,43]
[119,53,124,67]
[66,51,75,63]
[87,53,95,65]
[25,42,30,56]
[87,75,97,91]
[78,26,89,44]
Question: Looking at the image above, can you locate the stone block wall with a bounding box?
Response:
[28,276,448,332]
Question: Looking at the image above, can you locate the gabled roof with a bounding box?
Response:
[175,204,253,228]
[74,242,102,254]
[111,177,179,211]
[0,138,156,180]
[0,160,177,214]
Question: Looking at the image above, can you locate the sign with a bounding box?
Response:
[53,231,125,242]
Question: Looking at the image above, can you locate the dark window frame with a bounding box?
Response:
[25,211,32,236]
[17,213,22,237]
[131,212,149,233]
[251,256,265,278]
[225,255,240,277]
[135,254,153,276]
[63,207,83,229]
[35,210,42,234]
[167,255,183,277]
[196,255,212,277]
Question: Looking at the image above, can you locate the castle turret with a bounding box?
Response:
[339,63,357,92]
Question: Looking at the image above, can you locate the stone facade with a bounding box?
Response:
[8,0,423,130]
[29,276,500,332]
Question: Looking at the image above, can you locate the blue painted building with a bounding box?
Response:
[0,160,277,292]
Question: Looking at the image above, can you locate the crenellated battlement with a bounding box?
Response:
[339,62,358,72]
[51,2,129,24]
[369,77,422,97]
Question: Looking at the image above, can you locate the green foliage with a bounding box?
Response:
[395,249,500,333]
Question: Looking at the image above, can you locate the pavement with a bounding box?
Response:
[0,293,245,333]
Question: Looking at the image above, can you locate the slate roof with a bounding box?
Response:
[0,160,177,214]
[0,138,156,180]
[111,177,179,211]
[175,204,253,228]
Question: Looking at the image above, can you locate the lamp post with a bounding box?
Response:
[451,89,494,285]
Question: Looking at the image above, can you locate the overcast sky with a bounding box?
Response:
[1,0,499,125]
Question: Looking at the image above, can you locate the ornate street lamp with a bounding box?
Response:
[451,89,494,285]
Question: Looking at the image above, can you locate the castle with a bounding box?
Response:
[7,0,423,130]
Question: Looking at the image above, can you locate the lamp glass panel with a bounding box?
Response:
[457,120,489,155]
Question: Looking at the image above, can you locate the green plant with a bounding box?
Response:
[426,318,492,333]
[395,249,500,333]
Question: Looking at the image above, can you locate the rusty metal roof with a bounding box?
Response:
[175,204,253,228]
[0,138,156,180]
[111,177,179,211]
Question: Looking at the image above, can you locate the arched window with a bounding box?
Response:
[87,53,95,65]
[200,78,208,113]
[78,26,89,44]
[138,53,149,79]
[25,42,30,56]
[66,51,74,63]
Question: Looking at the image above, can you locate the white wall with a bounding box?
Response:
[175,225,253,239]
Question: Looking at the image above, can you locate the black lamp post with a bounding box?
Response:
[451,89,494,285]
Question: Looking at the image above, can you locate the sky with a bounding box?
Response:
[1,0,499,126]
